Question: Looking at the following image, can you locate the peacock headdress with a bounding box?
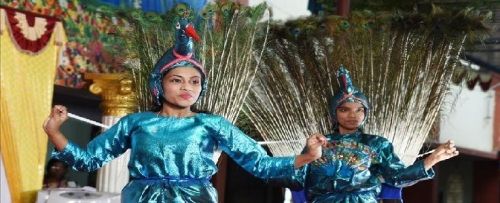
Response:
[149,17,206,106]
[330,65,370,126]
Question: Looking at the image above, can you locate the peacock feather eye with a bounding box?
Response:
[339,20,350,30]
[174,3,189,17]
[289,27,301,38]
[319,23,327,31]
[220,2,233,15]
[362,21,374,30]
[201,4,217,19]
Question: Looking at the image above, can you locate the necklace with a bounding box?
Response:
[156,111,194,118]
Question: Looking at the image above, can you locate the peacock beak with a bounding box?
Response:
[185,24,201,42]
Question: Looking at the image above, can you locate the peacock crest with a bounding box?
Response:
[173,17,200,56]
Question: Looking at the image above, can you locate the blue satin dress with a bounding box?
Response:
[52,112,297,203]
[285,131,434,203]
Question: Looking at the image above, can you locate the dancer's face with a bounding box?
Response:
[336,102,365,134]
[162,67,202,109]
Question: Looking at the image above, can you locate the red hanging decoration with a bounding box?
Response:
[1,6,59,54]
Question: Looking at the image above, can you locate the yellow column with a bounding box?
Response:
[84,73,137,193]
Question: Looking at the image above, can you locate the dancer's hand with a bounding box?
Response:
[305,133,327,160]
[43,105,68,136]
[294,133,327,168]
[424,140,459,170]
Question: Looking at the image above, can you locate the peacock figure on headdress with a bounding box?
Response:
[153,17,201,68]
[334,66,368,106]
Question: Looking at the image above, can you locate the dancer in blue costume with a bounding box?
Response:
[43,18,325,203]
[284,66,459,203]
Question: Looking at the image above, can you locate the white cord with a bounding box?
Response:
[67,113,110,129]
[415,149,435,158]
[258,139,436,157]
[67,113,435,157]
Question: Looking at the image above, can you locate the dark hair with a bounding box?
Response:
[43,158,69,187]
[46,158,68,171]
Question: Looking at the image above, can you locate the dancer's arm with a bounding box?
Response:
[43,105,69,151]
[372,138,434,187]
[294,133,326,168]
[423,140,459,170]
[43,105,132,171]
[210,116,324,179]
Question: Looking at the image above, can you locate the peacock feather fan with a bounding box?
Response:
[244,6,490,164]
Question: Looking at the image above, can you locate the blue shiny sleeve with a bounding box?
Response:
[373,140,435,187]
[268,164,308,191]
[51,116,132,172]
[211,116,296,179]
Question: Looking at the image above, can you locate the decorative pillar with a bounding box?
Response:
[85,73,137,193]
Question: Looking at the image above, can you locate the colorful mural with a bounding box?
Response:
[1,0,213,88]
[1,0,127,88]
